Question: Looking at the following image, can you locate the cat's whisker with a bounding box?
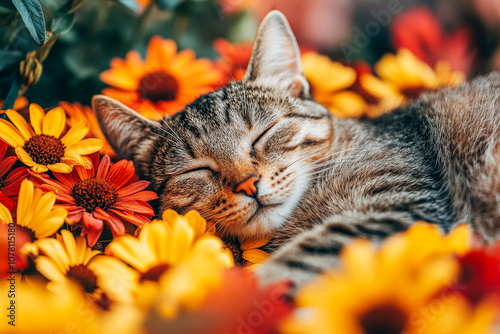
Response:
[143,100,184,144]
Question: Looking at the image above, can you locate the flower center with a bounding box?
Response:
[139,72,179,103]
[223,237,245,267]
[67,264,98,293]
[72,177,118,212]
[359,304,406,334]
[139,263,171,283]
[23,134,65,165]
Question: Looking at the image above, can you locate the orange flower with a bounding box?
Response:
[0,141,27,212]
[100,36,223,120]
[30,154,158,246]
[214,38,253,82]
[60,102,115,157]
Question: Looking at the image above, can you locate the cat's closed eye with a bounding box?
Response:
[180,166,215,175]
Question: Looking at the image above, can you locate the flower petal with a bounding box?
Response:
[61,121,89,147]
[66,138,103,156]
[15,147,35,167]
[29,104,45,134]
[0,119,25,147]
[6,109,34,140]
[31,164,49,173]
[240,237,272,251]
[42,106,66,138]
[242,249,269,264]
[48,163,73,174]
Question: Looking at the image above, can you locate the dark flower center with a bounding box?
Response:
[72,177,118,212]
[139,72,179,103]
[16,225,36,242]
[67,264,98,293]
[223,237,245,267]
[360,304,406,334]
[140,263,171,283]
[23,134,65,165]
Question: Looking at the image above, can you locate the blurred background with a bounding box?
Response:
[0,0,499,109]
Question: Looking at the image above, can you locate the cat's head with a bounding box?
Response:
[93,11,333,238]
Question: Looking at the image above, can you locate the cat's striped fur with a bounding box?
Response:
[93,11,500,288]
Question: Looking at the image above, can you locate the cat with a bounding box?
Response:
[93,10,500,288]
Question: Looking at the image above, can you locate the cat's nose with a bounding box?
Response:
[236,175,260,197]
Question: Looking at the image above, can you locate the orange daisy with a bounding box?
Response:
[100,36,223,120]
[60,101,115,157]
[30,154,158,247]
[214,38,253,83]
[0,141,27,212]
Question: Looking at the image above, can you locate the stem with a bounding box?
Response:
[125,2,155,52]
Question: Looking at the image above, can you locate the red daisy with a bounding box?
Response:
[30,154,158,246]
[0,141,27,212]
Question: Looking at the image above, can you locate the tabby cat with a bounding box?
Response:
[93,11,500,288]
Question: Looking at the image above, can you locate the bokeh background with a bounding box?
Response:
[1,0,499,109]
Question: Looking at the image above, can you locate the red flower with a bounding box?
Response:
[0,141,27,212]
[200,269,293,334]
[30,154,158,246]
[214,38,253,83]
[456,243,500,304]
[391,7,476,75]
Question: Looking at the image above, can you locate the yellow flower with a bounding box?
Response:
[283,223,486,334]
[0,280,97,334]
[301,52,365,118]
[0,179,67,239]
[0,104,103,173]
[60,101,115,156]
[222,236,271,267]
[106,210,233,318]
[360,49,465,117]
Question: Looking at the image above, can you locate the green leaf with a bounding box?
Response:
[0,50,22,72]
[11,0,46,46]
[51,12,75,35]
[0,0,15,10]
[154,0,183,11]
[1,75,21,110]
[115,0,138,12]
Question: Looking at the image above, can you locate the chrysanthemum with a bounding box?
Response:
[0,104,103,173]
[222,236,270,267]
[60,101,115,156]
[100,36,223,120]
[30,154,157,247]
[360,49,465,109]
[106,210,233,317]
[283,223,490,334]
[0,179,67,239]
[214,38,253,82]
[0,141,27,211]
[301,52,366,118]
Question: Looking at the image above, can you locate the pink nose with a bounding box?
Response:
[236,176,259,196]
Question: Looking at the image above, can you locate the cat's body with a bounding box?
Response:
[93,11,500,288]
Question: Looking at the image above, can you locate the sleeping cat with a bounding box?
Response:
[93,11,500,288]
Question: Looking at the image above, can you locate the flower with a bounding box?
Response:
[0,104,103,173]
[0,179,67,239]
[301,52,365,118]
[60,101,115,156]
[0,141,27,212]
[30,154,157,247]
[214,38,253,82]
[105,210,233,317]
[100,36,223,120]
[0,96,28,111]
[391,7,476,75]
[0,280,97,334]
[283,223,488,334]
[360,49,465,109]
[222,236,270,267]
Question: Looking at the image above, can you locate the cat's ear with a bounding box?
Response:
[244,10,309,97]
[92,95,159,176]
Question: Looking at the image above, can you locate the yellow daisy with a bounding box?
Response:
[301,52,365,118]
[222,236,271,267]
[283,223,484,334]
[0,280,97,334]
[0,179,67,239]
[106,210,233,318]
[0,104,103,173]
[30,229,137,306]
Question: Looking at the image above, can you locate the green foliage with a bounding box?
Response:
[11,0,46,45]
